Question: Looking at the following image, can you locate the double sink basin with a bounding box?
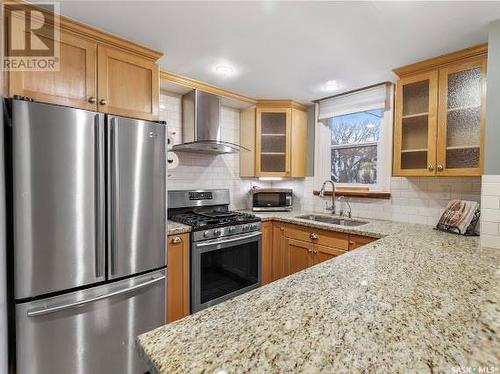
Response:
[295,214,368,227]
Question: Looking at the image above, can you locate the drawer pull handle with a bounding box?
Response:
[171,236,182,244]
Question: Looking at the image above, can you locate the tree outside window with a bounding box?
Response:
[321,109,383,184]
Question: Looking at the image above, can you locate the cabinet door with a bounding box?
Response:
[314,244,346,265]
[261,221,273,285]
[286,238,313,275]
[97,45,159,120]
[256,108,291,177]
[394,71,438,176]
[167,234,190,323]
[7,27,97,110]
[348,234,376,250]
[436,57,486,176]
[271,223,288,281]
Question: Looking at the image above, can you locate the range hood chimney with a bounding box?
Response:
[172,89,248,154]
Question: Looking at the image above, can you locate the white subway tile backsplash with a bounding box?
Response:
[161,91,265,210]
[481,175,500,249]
[482,195,500,210]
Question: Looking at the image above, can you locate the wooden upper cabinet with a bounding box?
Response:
[7,28,98,111]
[393,44,487,177]
[394,71,438,176]
[256,107,291,177]
[4,2,162,120]
[436,58,487,176]
[97,45,159,120]
[241,101,308,178]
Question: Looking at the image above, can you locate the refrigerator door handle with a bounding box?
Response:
[26,274,165,317]
[109,117,119,276]
[95,114,105,278]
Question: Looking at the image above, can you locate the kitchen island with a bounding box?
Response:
[141,214,500,373]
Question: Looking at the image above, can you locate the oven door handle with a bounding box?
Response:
[196,232,261,248]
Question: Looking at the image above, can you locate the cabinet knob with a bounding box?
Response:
[99,99,108,105]
[349,240,355,245]
[428,165,434,172]
[308,248,313,253]
[310,233,318,240]
[88,96,97,104]
[313,250,318,254]
[171,236,182,244]
[437,164,444,172]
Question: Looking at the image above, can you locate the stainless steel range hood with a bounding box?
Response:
[172,89,248,154]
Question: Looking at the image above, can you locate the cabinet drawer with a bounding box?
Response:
[284,224,349,250]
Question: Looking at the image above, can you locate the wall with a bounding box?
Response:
[480,19,500,249]
[272,176,481,226]
[160,91,266,210]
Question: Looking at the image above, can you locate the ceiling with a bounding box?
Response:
[53,1,500,103]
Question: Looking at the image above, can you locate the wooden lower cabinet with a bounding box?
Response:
[261,221,273,285]
[261,221,377,283]
[314,244,346,265]
[271,222,287,281]
[166,233,190,323]
[348,234,376,250]
[287,238,314,275]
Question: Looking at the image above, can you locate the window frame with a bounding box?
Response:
[314,85,393,192]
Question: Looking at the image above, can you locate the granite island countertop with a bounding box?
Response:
[149,213,500,373]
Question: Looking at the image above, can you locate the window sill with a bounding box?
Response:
[312,189,391,199]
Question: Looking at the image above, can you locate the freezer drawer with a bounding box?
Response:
[16,270,166,374]
[12,100,106,299]
[108,116,166,279]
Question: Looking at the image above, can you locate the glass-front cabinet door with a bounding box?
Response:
[394,71,438,176]
[436,58,486,176]
[256,108,291,176]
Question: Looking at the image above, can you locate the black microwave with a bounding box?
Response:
[251,188,293,212]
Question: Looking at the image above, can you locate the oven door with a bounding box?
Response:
[191,232,261,313]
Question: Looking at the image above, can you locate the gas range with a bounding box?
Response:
[167,189,262,313]
[170,209,261,241]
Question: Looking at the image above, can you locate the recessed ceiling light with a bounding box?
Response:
[323,80,342,92]
[214,64,234,76]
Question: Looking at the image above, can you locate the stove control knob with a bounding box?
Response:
[228,227,236,233]
[242,225,249,231]
[251,224,258,230]
[213,229,222,236]
[203,231,211,238]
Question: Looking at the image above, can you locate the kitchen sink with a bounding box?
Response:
[295,214,368,227]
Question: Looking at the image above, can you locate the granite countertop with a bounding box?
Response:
[167,220,191,235]
[149,212,500,373]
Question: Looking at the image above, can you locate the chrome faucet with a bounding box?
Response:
[319,179,336,215]
[338,196,352,219]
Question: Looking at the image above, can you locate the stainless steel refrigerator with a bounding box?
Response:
[6,98,166,373]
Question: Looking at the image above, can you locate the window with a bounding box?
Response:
[322,109,383,184]
[315,84,393,191]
